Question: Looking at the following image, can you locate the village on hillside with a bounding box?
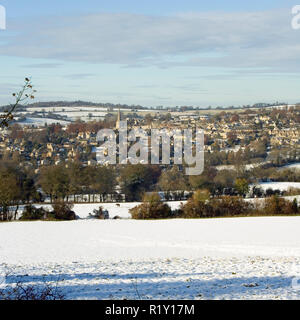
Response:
[0,104,299,169]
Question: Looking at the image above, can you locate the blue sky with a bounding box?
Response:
[0,0,300,107]
[0,0,296,16]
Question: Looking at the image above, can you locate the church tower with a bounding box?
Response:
[116,108,121,130]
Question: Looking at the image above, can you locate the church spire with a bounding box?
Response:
[116,108,121,130]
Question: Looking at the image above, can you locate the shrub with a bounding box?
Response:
[265,188,281,197]
[210,196,251,217]
[20,205,47,221]
[181,192,251,218]
[90,206,109,219]
[181,189,213,218]
[0,281,65,300]
[252,186,264,198]
[51,201,76,220]
[291,198,299,214]
[181,200,213,218]
[285,188,300,196]
[130,193,172,219]
[234,178,249,197]
[182,194,298,218]
[262,196,298,215]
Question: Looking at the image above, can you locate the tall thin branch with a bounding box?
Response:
[0,78,36,128]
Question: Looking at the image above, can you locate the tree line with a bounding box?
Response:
[130,191,299,220]
[1,156,300,220]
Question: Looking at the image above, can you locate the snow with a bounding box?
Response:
[53,111,107,117]
[245,195,300,204]
[75,203,134,219]
[16,117,69,126]
[16,106,110,125]
[25,106,108,113]
[2,217,300,264]
[216,162,267,171]
[283,195,300,202]
[32,201,185,219]
[1,217,300,299]
[280,163,300,171]
[255,182,300,192]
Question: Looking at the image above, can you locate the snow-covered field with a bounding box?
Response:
[29,201,185,219]
[280,163,300,171]
[1,217,300,300]
[16,106,109,124]
[255,182,300,192]
[16,117,70,126]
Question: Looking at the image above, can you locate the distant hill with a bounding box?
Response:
[0,100,292,113]
[22,100,146,110]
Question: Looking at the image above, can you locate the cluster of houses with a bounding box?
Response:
[0,106,299,168]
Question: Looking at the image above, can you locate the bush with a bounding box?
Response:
[0,281,65,300]
[265,188,281,197]
[262,196,298,215]
[210,196,251,217]
[181,200,213,218]
[20,205,48,221]
[130,193,172,219]
[181,189,212,218]
[180,189,213,218]
[90,206,109,219]
[182,193,298,218]
[252,186,264,198]
[234,178,249,197]
[285,188,300,196]
[51,201,76,220]
[181,191,251,218]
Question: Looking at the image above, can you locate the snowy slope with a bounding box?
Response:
[255,182,300,192]
[17,117,69,126]
[32,201,185,219]
[1,217,300,300]
[280,163,300,171]
[2,217,300,264]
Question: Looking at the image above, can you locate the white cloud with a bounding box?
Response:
[0,9,298,73]
[63,73,95,79]
[21,63,63,68]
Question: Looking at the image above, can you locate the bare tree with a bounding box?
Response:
[0,78,36,128]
